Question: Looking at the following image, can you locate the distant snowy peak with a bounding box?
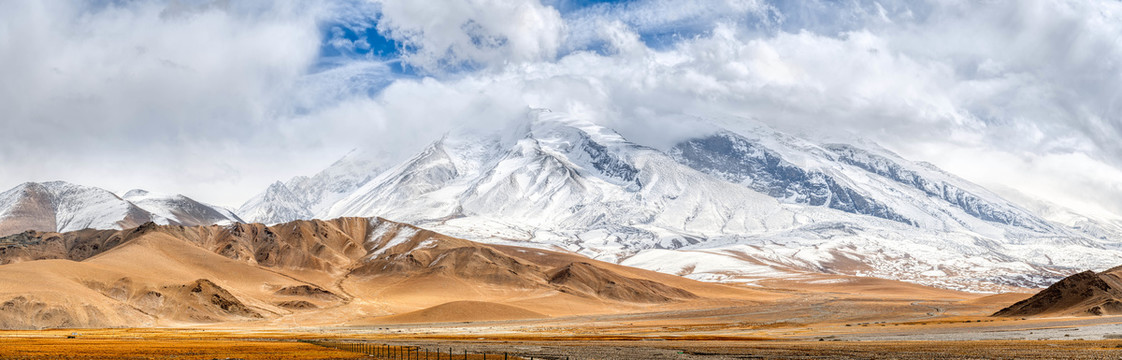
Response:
[122,188,243,226]
[0,181,151,237]
[237,181,312,225]
[122,189,151,198]
[528,114,645,189]
[0,181,239,237]
[237,148,391,224]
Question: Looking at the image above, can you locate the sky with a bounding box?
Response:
[0,0,1120,220]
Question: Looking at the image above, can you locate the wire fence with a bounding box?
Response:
[304,340,571,360]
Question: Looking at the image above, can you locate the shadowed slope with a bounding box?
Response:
[548,262,698,303]
[994,267,1122,317]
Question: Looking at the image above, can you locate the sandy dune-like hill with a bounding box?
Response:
[0,217,770,329]
[993,266,1122,317]
[371,301,547,324]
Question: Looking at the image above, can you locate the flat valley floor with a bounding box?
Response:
[4,328,1122,360]
[7,313,1122,360]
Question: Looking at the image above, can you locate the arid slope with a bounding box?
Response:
[994,267,1122,317]
[0,218,769,329]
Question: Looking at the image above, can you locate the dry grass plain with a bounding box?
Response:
[0,329,354,360]
[5,328,1122,360]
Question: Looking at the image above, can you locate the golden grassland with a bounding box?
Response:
[0,337,350,359]
[1,328,1122,359]
[0,329,532,360]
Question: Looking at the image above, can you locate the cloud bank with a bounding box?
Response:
[0,0,1120,219]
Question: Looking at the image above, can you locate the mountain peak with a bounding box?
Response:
[123,189,150,198]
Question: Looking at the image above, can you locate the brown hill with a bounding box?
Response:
[548,262,698,303]
[993,268,1122,317]
[0,217,771,329]
[0,228,126,264]
[371,301,547,324]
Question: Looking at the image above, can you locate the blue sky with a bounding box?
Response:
[1,0,1121,219]
[314,0,747,78]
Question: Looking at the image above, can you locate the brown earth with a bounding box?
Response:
[371,301,548,324]
[994,267,1122,317]
[0,218,771,329]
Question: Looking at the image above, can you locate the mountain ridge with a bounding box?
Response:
[236,110,1122,291]
[0,181,240,237]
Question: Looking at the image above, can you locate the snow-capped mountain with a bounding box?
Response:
[237,149,389,224]
[669,129,1058,237]
[240,110,1122,291]
[0,181,240,237]
[121,189,243,226]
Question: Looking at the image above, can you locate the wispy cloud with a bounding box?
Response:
[373,0,565,72]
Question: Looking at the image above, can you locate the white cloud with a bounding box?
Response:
[562,0,777,50]
[0,1,342,205]
[1,0,1121,220]
[374,0,565,72]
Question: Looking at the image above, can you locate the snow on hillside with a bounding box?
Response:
[241,110,1122,291]
[0,181,151,235]
[237,149,391,224]
[0,182,240,236]
[122,189,243,226]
